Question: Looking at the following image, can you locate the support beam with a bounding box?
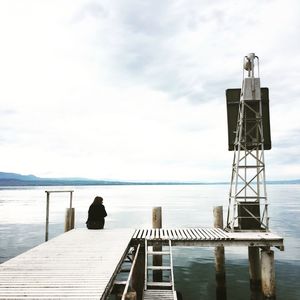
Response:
[132,246,145,300]
[261,249,276,299]
[45,192,50,241]
[213,206,227,300]
[248,246,261,289]
[152,207,162,282]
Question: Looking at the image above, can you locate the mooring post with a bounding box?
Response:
[64,208,75,232]
[261,249,276,299]
[64,191,75,232]
[152,206,162,229]
[213,206,227,300]
[248,246,261,289]
[152,207,162,282]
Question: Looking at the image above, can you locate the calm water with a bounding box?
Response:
[0,184,299,299]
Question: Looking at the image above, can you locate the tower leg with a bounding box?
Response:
[261,249,276,299]
[248,246,261,289]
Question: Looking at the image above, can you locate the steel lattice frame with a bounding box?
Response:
[226,54,269,232]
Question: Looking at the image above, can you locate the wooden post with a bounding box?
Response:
[261,249,276,299]
[152,207,162,228]
[45,192,50,241]
[132,246,145,300]
[248,246,261,289]
[152,207,162,282]
[64,208,75,232]
[69,191,73,209]
[213,206,227,300]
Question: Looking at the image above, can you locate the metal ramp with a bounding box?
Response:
[143,239,177,300]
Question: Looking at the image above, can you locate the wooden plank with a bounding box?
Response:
[202,228,216,239]
[195,228,209,239]
[214,228,230,239]
[0,228,134,300]
[144,290,177,300]
[133,229,139,239]
[155,228,159,239]
[174,229,182,240]
[166,229,173,239]
[184,229,195,240]
[178,229,188,240]
[186,229,196,240]
[226,231,283,240]
[189,228,201,239]
[140,229,145,239]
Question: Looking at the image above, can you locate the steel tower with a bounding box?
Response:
[226,53,269,232]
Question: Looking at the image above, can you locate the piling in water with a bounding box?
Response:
[261,249,276,299]
[213,206,227,300]
[152,207,162,282]
[248,246,261,289]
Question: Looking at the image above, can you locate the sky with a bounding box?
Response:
[0,0,300,182]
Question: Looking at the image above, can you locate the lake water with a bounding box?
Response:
[0,184,299,299]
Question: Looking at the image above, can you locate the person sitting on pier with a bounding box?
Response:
[86,196,107,229]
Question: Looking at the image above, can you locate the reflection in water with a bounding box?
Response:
[216,272,227,300]
[215,245,227,300]
[1,185,300,299]
[174,252,299,300]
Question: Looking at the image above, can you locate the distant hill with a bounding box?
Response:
[0,172,39,181]
[0,172,123,186]
[0,172,299,186]
[0,172,200,186]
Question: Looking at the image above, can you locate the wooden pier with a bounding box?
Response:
[132,228,284,249]
[0,226,283,299]
[0,228,134,299]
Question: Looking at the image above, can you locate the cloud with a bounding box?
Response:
[0,0,299,181]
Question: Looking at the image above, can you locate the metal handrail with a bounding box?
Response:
[169,239,175,291]
[121,243,141,300]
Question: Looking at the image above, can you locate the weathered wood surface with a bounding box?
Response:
[0,228,134,299]
[133,228,284,248]
[143,290,177,300]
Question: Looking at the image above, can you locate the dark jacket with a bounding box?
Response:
[86,203,107,229]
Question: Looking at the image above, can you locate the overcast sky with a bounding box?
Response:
[0,0,299,182]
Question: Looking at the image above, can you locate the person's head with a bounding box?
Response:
[93,196,103,205]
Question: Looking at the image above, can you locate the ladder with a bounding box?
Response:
[144,239,177,300]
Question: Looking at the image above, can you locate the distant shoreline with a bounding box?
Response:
[0,180,299,187]
[0,172,299,186]
[0,179,222,186]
